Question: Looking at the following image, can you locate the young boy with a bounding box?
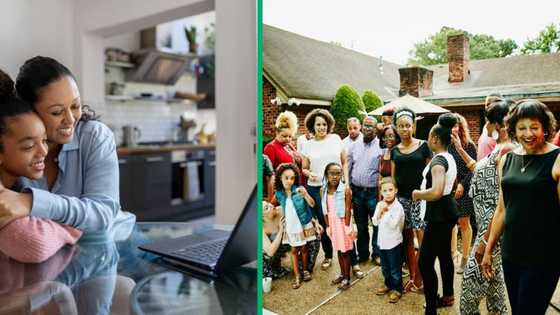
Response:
[372,177,405,303]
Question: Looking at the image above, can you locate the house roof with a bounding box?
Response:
[264,24,401,104]
[424,53,560,104]
[264,24,560,107]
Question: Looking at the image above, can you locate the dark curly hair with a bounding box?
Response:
[505,99,556,142]
[379,124,400,149]
[304,108,335,134]
[16,56,98,122]
[274,163,300,192]
[0,69,35,151]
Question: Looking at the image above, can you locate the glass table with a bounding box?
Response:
[0,222,257,314]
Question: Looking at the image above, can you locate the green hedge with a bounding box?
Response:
[330,84,366,130]
[362,90,383,113]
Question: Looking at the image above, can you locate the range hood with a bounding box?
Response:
[126,28,193,85]
[127,49,192,85]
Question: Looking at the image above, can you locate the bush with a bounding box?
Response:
[362,90,383,113]
[330,84,366,130]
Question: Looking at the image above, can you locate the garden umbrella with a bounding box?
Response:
[369,94,449,116]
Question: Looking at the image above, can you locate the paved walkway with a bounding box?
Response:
[264,250,560,314]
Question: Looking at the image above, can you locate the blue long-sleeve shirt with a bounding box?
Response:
[20,120,135,234]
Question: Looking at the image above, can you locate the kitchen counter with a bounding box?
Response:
[117,143,215,156]
[0,222,256,314]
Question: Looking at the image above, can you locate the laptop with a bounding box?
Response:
[139,186,256,277]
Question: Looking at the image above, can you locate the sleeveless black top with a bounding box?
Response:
[391,141,432,199]
[501,149,560,266]
[424,155,458,223]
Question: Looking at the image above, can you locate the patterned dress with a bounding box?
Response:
[449,143,477,217]
[460,148,508,315]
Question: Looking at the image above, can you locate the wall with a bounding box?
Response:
[104,32,141,52]
[76,0,256,224]
[157,11,215,55]
[74,0,214,106]
[0,0,75,77]
[101,13,216,145]
[99,73,216,144]
[214,0,257,224]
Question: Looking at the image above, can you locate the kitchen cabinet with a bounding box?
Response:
[203,149,216,207]
[118,148,215,222]
[137,153,172,214]
[118,156,136,212]
[118,152,172,221]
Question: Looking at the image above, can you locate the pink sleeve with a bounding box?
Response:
[0,217,82,263]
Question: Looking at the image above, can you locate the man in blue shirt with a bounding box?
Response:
[347,116,383,263]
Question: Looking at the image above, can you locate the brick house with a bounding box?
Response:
[264,25,560,143]
[263,24,401,139]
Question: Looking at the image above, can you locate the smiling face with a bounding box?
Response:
[313,116,328,139]
[515,118,546,152]
[0,113,48,181]
[33,76,82,145]
[383,128,397,149]
[262,201,280,220]
[395,116,414,141]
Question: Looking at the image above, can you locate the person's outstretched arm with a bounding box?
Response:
[0,217,81,263]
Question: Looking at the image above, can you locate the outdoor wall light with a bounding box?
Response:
[287,98,301,106]
[270,96,282,105]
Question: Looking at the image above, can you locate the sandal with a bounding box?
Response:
[352,265,365,279]
[302,270,312,282]
[338,279,350,290]
[321,258,332,270]
[404,280,423,293]
[292,277,301,289]
[331,274,344,285]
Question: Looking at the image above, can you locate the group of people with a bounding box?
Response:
[262,94,560,315]
[0,57,134,264]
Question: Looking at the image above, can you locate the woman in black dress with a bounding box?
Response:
[482,99,560,315]
[448,114,477,273]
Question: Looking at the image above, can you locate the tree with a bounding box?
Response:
[330,84,366,130]
[521,23,560,54]
[408,26,517,65]
[362,90,383,113]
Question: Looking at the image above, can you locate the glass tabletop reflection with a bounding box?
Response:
[0,222,257,315]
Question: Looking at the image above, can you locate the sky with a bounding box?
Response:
[264,0,559,65]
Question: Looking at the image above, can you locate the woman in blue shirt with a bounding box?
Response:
[0,56,134,235]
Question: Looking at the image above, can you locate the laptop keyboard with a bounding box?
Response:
[171,239,228,264]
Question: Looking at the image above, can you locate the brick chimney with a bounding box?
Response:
[447,34,469,83]
[398,67,433,97]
